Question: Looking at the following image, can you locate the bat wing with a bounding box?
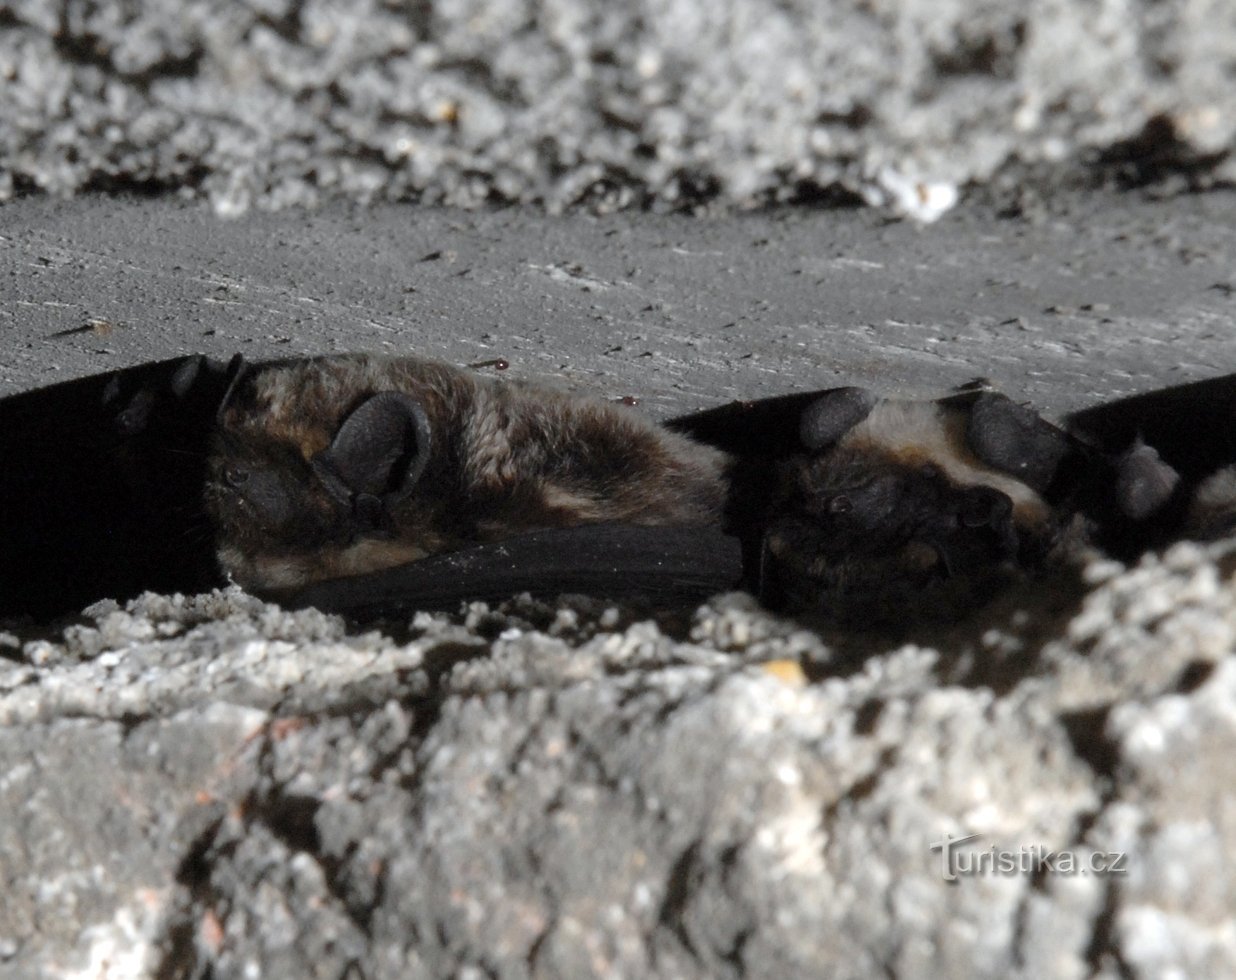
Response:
[0,357,231,619]
[278,523,743,618]
[1066,372,1236,482]
[1064,372,1236,552]
[666,388,863,459]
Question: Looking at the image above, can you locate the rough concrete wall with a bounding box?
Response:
[1,0,1233,214]
[3,540,1235,978]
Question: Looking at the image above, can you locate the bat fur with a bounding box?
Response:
[747,389,1069,620]
[207,356,1093,622]
[208,353,731,592]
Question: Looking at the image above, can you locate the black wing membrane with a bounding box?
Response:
[0,357,232,619]
[1066,373,1236,482]
[280,523,743,618]
[666,389,852,459]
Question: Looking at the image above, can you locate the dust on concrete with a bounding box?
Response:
[3,190,1236,416]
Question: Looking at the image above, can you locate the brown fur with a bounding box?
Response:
[207,354,732,591]
[756,397,1064,623]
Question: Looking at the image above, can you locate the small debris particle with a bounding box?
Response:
[761,659,807,686]
[50,317,118,339]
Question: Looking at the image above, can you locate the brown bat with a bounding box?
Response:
[672,386,1074,620]
[206,354,731,593]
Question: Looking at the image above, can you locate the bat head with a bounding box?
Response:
[206,360,437,591]
[759,387,1072,623]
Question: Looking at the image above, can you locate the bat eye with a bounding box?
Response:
[224,465,250,488]
[829,494,853,514]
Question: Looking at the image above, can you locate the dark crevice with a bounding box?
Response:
[1174,659,1216,694]
[657,842,703,961]
[1060,706,1119,780]
[251,0,307,45]
[249,728,383,939]
[931,21,1025,80]
[715,843,755,974]
[815,104,873,129]
[776,178,868,210]
[152,810,228,980]
[52,12,204,89]
[823,746,897,823]
[1010,839,1057,971]
[79,166,210,198]
[852,697,884,736]
[402,0,435,40]
[7,359,1236,642]
[258,790,322,853]
[1095,114,1232,190]
[526,919,555,973]
[1083,875,1136,979]
[720,926,751,974]
[261,796,381,940]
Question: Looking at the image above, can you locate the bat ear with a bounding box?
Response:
[314,391,432,504]
[965,392,1071,494]
[1115,438,1180,520]
[799,387,878,451]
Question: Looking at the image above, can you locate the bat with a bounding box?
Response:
[0,353,741,621]
[671,382,1195,623]
[673,386,1069,621]
[206,353,733,597]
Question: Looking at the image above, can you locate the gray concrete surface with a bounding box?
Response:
[1,0,1234,214]
[3,190,1236,417]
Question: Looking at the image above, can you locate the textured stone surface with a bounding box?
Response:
[0,0,1233,214]
[2,540,1234,978]
[4,191,1236,415]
